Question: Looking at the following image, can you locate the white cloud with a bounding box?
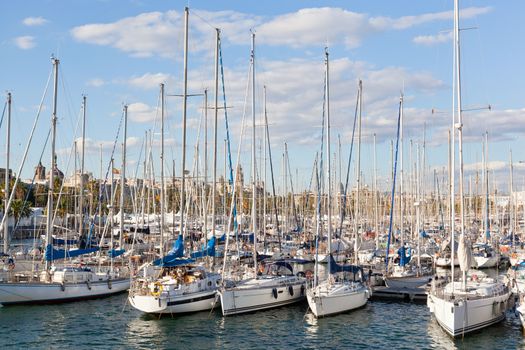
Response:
[22,16,48,26]
[13,36,36,50]
[70,6,492,56]
[127,102,158,123]
[128,72,172,90]
[86,78,105,87]
[413,32,452,46]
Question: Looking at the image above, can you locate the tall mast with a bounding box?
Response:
[45,58,59,271]
[212,28,220,249]
[160,83,165,256]
[325,48,332,275]
[99,144,103,236]
[354,80,362,264]
[250,31,258,275]
[79,95,86,238]
[4,92,11,254]
[399,93,404,246]
[373,133,379,251]
[484,132,490,243]
[180,6,189,244]
[263,86,268,251]
[119,105,128,249]
[203,89,208,247]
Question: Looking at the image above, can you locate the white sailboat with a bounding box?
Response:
[306,49,369,318]
[129,10,222,314]
[219,32,306,316]
[0,58,129,306]
[427,1,510,336]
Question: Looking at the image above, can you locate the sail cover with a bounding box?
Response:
[458,234,472,273]
[152,235,184,266]
[190,236,216,259]
[398,246,412,266]
[45,244,99,261]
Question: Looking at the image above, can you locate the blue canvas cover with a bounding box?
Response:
[329,254,363,275]
[152,235,184,266]
[398,246,412,266]
[108,249,126,258]
[44,244,99,261]
[190,236,216,258]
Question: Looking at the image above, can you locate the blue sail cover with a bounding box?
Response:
[108,249,126,258]
[398,246,412,266]
[52,238,78,245]
[152,235,184,266]
[190,236,216,259]
[45,244,99,261]
[329,254,363,275]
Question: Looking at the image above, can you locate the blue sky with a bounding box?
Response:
[1,0,524,193]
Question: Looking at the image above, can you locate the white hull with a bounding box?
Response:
[517,303,525,329]
[0,278,129,305]
[473,255,499,269]
[129,269,221,315]
[219,276,305,316]
[307,280,369,317]
[385,275,432,289]
[435,257,459,268]
[129,289,218,314]
[427,282,510,337]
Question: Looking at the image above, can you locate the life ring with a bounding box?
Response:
[288,285,294,296]
[272,287,278,299]
[151,282,163,297]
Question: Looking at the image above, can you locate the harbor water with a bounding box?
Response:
[1,292,524,349]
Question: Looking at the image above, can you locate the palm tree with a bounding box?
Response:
[10,199,33,224]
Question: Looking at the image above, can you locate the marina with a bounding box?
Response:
[2,0,525,348]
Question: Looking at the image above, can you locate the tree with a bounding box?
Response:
[10,199,33,224]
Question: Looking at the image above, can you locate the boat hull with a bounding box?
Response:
[427,291,510,337]
[306,281,369,317]
[129,289,218,314]
[219,277,306,316]
[385,275,432,289]
[0,278,130,306]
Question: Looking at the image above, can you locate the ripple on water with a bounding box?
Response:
[1,293,525,349]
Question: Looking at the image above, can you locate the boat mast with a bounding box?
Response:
[45,58,59,271]
[250,31,258,275]
[212,28,220,256]
[325,48,332,275]
[373,133,379,251]
[119,105,128,249]
[160,83,165,257]
[454,0,465,286]
[3,92,11,254]
[354,80,362,264]
[180,6,189,245]
[79,95,86,238]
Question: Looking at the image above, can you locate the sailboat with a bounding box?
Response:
[426,0,510,336]
[0,58,129,306]
[219,32,306,316]
[128,9,222,314]
[306,49,369,318]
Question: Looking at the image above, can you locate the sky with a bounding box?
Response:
[1,0,525,194]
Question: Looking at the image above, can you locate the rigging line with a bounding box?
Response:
[191,8,217,30]
[0,101,6,130]
[51,98,85,231]
[221,50,252,279]
[219,36,238,233]
[385,98,403,273]
[337,85,360,237]
[0,67,53,234]
[13,127,51,234]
